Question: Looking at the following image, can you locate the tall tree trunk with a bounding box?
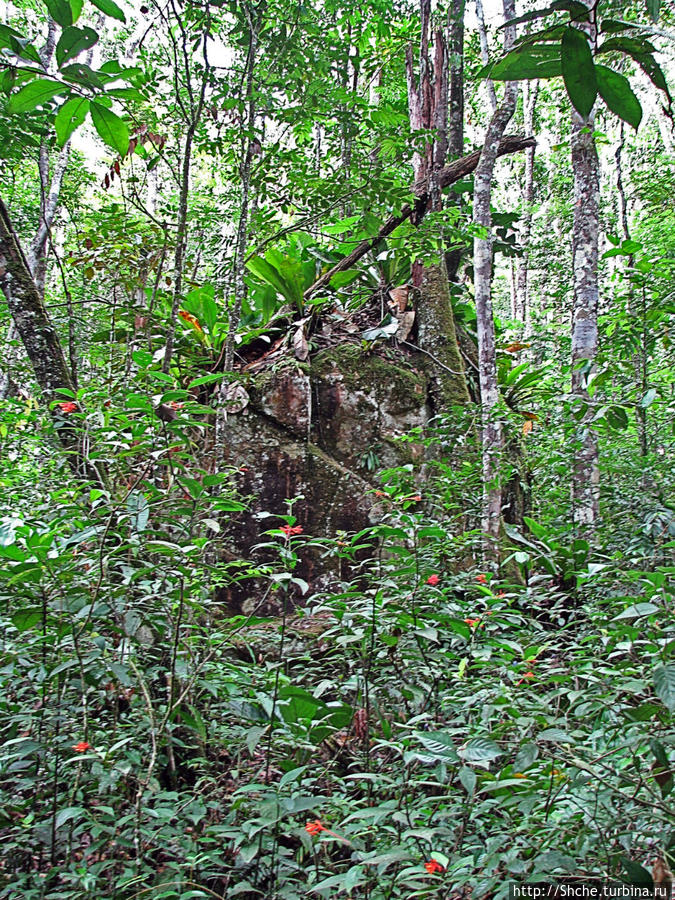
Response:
[472,0,518,562]
[0,199,104,483]
[223,9,258,373]
[516,80,538,329]
[448,0,465,159]
[475,0,497,114]
[570,108,600,529]
[162,8,210,374]
[614,124,648,458]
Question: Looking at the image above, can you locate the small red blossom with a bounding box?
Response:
[464,618,481,627]
[169,401,184,410]
[58,401,77,414]
[410,495,422,502]
[280,524,303,537]
[72,741,91,752]
[517,671,535,685]
[424,859,445,874]
[374,490,386,498]
[496,591,506,598]
[426,574,440,586]
[305,820,326,836]
[475,574,487,584]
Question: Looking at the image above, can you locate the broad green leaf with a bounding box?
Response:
[60,63,103,90]
[614,602,660,619]
[0,24,42,62]
[596,64,642,130]
[44,0,73,27]
[55,806,85,829]
[621,857,654,887]
[90,101,129,156]
[54,96,89,147]
[506,0,589,29]
[561,26,597,118]
[12,608,42,632]
[56,26,98,67]
[513,742,539,772]
[458,766,476,795]
[487,44,562,81]
[459,738,502,765]
[126,491,149,532]
[640,388,657,408]
[413,731,460,763]
[90,0,126,22]
[534,851,577,873]
[598,38,670,98]
[7,79,65,114]
[654,665,675,711]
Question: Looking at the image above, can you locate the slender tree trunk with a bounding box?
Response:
[472,0,517,562]
[223,15,258,373]
[448,0,465,158]
[570,108,600,529]
[614,124,648,458]
[475,0,497,114]
[516,80,538,329]
[162,11,210,374]
[0,199,103,483]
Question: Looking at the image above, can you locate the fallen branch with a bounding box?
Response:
[304,133,536,299]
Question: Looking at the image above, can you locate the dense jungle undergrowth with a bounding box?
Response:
[0,389,673,899]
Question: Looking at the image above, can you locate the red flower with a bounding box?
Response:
[374,490,386,498]
[475,574,487,584]
[464,618,481,627]
[280,524,303,537]
[72,741,91,752]
[424,859,445,874]
[517,671,535,685]
[426,574,440,586]
[305,820,326,836]
[58,401,77,414]
[496,591,506,598]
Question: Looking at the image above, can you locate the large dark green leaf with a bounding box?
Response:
[44,0,74,27]
[596,67,642,128]
[561,26,597,118]
[90,101,129,156]
[486,44,562,81]
[7,78,65,114]
[56,26,98,67]
[54,96,90,147]
[0,24,41,62]
[503,0,588,29]
[90,0,126,23]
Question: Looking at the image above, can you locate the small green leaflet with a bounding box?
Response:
[90,0,127,23]
[55,97,90,147]
[7,79,65,114]
[561,26,596,118]
[595,65,642,130]
[90,102,129,157]
[654,664,675,712]
[646,0,659,22]
[56,26,98,67]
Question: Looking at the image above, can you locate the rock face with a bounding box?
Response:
[217,342,459,612]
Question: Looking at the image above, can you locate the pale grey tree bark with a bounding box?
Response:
[516,80,538,329]
[570,108,600,529]
[472,0,517,560]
